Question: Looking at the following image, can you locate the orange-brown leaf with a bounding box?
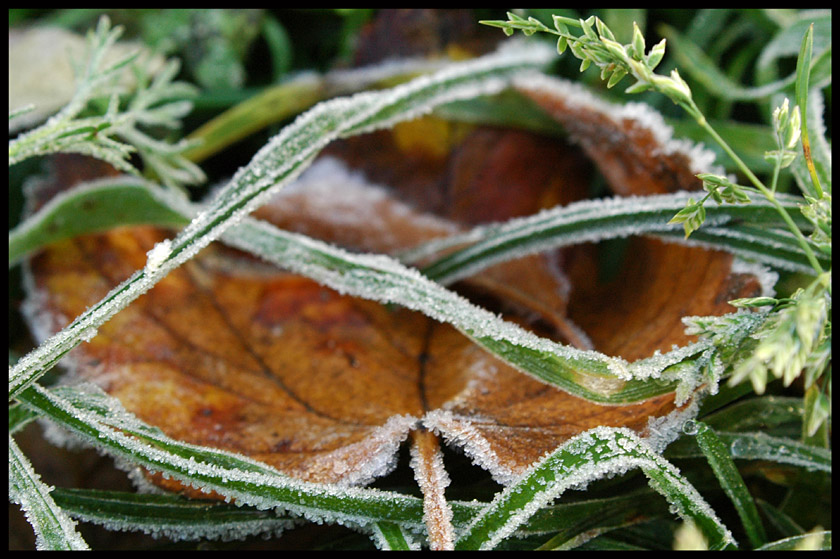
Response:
[22,42,767,550]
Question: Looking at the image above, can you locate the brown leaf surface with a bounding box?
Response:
[23,113,760,524]
[21,18,767,547]
[25,212,675,488]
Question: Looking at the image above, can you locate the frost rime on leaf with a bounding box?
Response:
[409,430,455,550]
[514,73,724,183]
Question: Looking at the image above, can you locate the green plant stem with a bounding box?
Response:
[770,160,783,195]
[489,13,826,277]
[695,112,824,275]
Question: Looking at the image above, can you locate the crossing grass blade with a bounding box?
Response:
[454,426,735,550]
[49,487,295,542]
[693,421,767,547]
[12,176,801,405]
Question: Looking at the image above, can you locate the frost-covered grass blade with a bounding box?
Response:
[9,436,89,550]
[10,11,830,550]
[409,190,822,281]
[453,426,735,550]
[692,421,767,547]
[8,177,191,267]
[223,215,705,404]
[12,175,796,404]
[18,382,672,547]
[370,521,420,550]
[757,530,832,551]
[49,487,296,543]
[667,430,831,472]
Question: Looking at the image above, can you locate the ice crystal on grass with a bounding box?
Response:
[643,395,702,453]
[144,239,172,275]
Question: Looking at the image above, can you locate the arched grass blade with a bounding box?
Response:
[13,176,784,404]
[453,426,735,550]
[410,191,820,283]
[667,430,831,473]
[8,177,191,268]
[223,216,699,404]
[757,530,831,551]
[15,383,432,531]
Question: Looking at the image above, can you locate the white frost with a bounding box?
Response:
[145,239,172,274]
[513,72,724,177]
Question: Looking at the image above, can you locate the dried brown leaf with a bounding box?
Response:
[22,38,767,550]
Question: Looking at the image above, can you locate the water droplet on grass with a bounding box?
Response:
[682,419,698,436]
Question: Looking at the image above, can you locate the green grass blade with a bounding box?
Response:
[8,177,191,268]
[454,427,735,550]
[371,521,419,550]
[691,421,767,547]
[411,191,820,282]
[11,177,785,404]
[44,479,675,548]
[667,431,831,473]
[223,215,698,404]
[660,23,830,102]
[755,498,805,539]
[757,530,831,551]
[664,223,827,275]
[9,399,41,434]
[9,436,89,550]
[23,382,650,548]
[794,23,824,198]
[529,490,668,549]
[50,487,294,542]
[700,395,804,431]
[723,431,831,471]
[184,55,472,164]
